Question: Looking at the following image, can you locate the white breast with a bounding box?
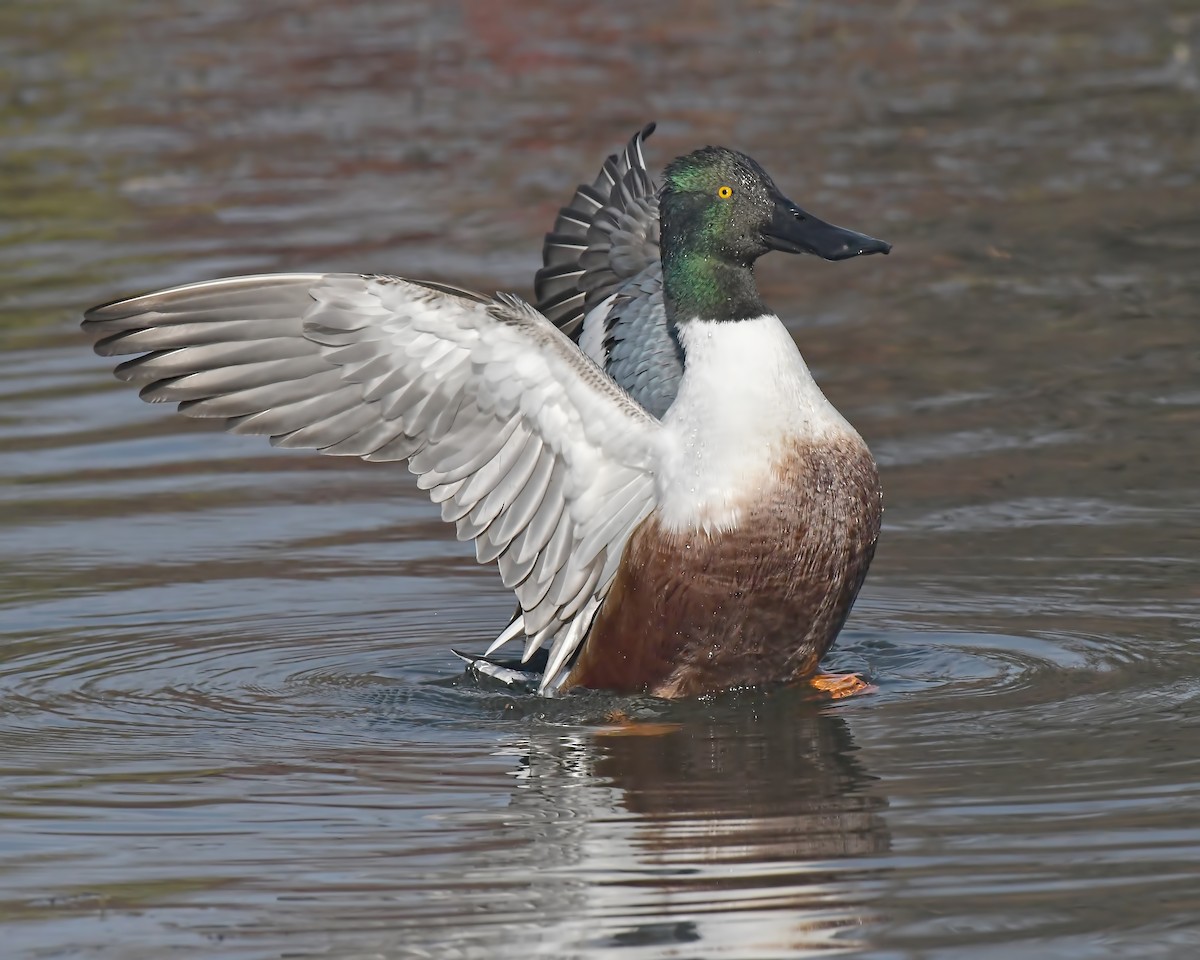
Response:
[656,315,860,534]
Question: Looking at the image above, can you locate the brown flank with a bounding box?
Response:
[562,436,882,697]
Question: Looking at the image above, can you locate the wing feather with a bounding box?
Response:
[492,447,556,545]
[83,273,663,694]
[508,473,566,566]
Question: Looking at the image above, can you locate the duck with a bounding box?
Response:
[82,124,891,699]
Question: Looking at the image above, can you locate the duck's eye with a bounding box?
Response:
[717,185,733,199]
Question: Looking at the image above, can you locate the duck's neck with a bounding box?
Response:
[662,249,768,324]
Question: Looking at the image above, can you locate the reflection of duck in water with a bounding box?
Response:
[503,698,890,953]
[83,126,889,699]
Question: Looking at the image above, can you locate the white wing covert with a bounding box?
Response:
[83,274,663,694]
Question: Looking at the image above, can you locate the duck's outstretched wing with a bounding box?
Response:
[534,124,682,419]
[83,274,663,694]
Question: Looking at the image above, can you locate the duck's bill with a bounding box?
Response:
[763,193,891,260]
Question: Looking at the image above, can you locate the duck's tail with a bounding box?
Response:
[452,648,549,693]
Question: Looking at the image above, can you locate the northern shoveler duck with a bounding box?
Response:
[82,124,890,699]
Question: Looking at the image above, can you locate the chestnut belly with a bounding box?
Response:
[563,439,882,698]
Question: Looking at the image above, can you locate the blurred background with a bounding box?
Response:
[2,2,1199,958]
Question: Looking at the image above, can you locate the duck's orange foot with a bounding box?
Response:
[599,710,682,737]
[809,672,876,700]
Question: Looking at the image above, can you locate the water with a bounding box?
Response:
[2,1,1199,957]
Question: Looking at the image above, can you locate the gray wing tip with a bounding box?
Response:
[81,273,333,327]
[82,300,133,325]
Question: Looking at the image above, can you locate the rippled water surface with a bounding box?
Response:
[3,1,1200,957]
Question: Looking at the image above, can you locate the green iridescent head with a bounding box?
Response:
[661,147,778,265]
[658,145,890,322]
[660,146,891,268]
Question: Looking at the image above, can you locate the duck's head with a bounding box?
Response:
[660,146,891,267]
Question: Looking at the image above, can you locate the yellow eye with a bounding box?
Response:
[717,185,733,199]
